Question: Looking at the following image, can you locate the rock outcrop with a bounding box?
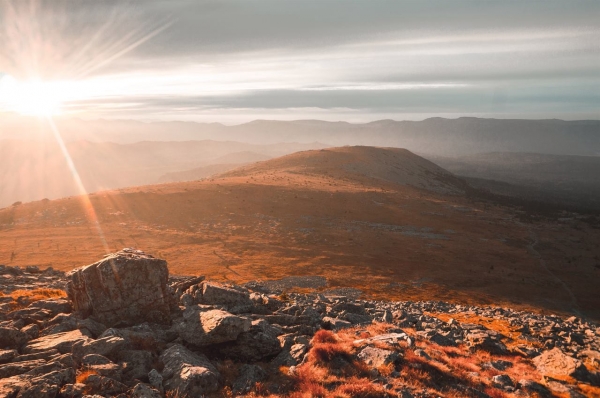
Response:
[66,248,171,327]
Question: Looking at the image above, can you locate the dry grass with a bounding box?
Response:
[0,288,67,310]
[3,288,66,300]
[3,162,598,321]
[76,369,98,384]
[427,312,543,349]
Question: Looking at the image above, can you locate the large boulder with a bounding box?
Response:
[66,249,171,327]
[176,307,251,346]
[160,344,220,396]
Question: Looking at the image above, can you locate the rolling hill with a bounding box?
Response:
[1,146,599,320]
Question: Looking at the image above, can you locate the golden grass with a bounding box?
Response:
[76,369,98,384]
[0,288,67,311]
[3,168,598,321]
[427,312,544,349]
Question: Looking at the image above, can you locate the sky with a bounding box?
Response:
[0,0,598,123]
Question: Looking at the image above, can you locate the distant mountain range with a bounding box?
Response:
[430,152,600,212]
[2,116,599,156]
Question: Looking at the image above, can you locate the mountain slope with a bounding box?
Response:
[1,146,599,319]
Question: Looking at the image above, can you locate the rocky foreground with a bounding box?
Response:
[0,249,599,398]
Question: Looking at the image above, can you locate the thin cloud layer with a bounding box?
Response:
[0,0,598,122]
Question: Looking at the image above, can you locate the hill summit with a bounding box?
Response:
[221,146,469,194]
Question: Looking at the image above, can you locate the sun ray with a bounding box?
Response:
[45,116,110,254]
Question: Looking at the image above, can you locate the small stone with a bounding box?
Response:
[358,346,399,368]
[492,374,514,389]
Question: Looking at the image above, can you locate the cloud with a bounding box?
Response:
[0,0,598,121]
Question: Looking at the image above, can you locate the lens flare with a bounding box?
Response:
[0,75,63,116]
[0,1,170,255]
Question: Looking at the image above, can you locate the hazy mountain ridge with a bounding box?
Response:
[430,152,600,212]
[2,116,599,155]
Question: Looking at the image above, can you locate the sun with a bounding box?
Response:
[0,75,63,116]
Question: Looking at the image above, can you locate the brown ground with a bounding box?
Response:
[1,147,599,319]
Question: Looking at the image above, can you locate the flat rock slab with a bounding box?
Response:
[533,348,589,381]
[354,332,410,346]
[23,329,92,354]
[66,249,171,327]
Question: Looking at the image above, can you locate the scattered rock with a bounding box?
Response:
[2,249,599,398]
[490,360,513,371]
[59,383,86,398]
[465,331,507,354]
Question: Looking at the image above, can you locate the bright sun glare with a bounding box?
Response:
[0,75,63,116]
